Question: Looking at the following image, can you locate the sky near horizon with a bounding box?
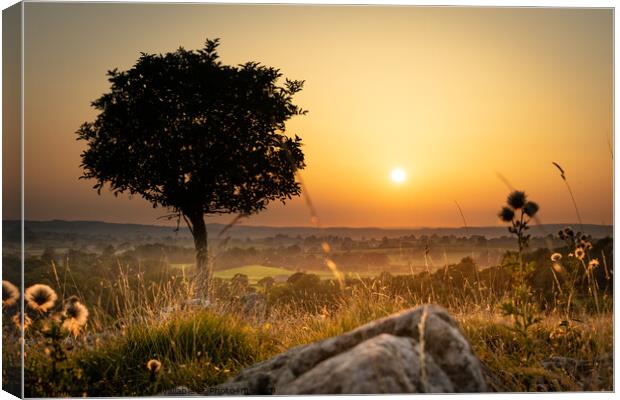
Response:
[6,4,613,228]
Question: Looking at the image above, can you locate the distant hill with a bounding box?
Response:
[2,219,613,241]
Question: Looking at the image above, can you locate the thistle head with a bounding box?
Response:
[498,207,515,222]
[2,280,19,308]
[147,359,161,373]
[25,284,57,313]
[62,298,89,337]
[523,201,539,217]
[507,191,527,210]
[588,259,600,270]
[147,359,162,381]
[574,248,585,260]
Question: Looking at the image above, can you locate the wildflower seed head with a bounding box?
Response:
[64,300,88,323]
[563,227,574,237]
[62,300,89,337]
[25,284,57,313]
[498,207,515,222]
[574,248,585,260]
[551,253,562,262]
[507,191,527,210]
[523,201,539,217]
[2,280,19,307]
[147,359,161,374]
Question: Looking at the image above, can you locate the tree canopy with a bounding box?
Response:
[77,38,306,220]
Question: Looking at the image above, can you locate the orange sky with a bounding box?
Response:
[7,4,614,227]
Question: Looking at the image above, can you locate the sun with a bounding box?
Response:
[390,168,406,184]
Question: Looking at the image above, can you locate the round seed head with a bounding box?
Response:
[24,284,57,313]
[147,359,161,374]
[523,201,539,217]
[507,191,527,210]
[588,259,600,270]
[62,300,89,336]
[498,207,515,222]
[574,248,585,260]
[2,281,19,307]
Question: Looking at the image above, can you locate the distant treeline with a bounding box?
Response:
[9,230,610,276]
[3,219,613,242]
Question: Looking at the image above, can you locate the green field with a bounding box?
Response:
[173,263,422,283]
[213,265,371,283]
[213,265,296,283]
[172,263,353,283]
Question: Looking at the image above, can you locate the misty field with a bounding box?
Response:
[2,214,614,396]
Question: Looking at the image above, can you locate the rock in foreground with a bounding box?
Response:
[214,304,487,394]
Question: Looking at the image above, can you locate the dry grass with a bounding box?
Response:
[3,255,613,396]
[243,285,613,392]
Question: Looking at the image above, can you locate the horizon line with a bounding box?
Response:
[5,218,612,230]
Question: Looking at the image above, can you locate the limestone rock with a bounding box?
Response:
[214,304,487,394]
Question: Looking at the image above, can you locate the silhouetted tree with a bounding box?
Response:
[77,39,306,299]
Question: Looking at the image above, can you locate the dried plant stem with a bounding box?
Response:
[417,305,429,392]
[552,162,583,231]
[422,251,436,303]
[563,180,584,231]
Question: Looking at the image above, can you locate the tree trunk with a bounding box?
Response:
[188,212,210,301]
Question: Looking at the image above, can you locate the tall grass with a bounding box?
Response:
[23,308,275,396]
[5,214,613,396]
